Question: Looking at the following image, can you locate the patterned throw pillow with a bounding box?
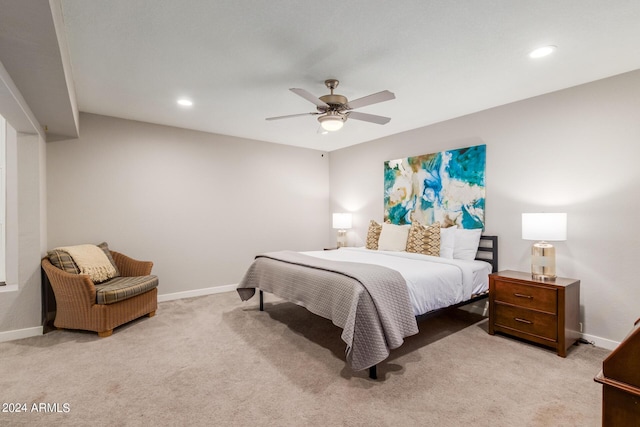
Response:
[47,249,80,274]
[406,221,441,256]
[97,242,120,278]
[365,220,383,250]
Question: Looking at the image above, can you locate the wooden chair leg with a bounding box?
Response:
[147,310,156,318]
[98,330,113,338]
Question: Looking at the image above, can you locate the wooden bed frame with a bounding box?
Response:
[259,235,499,380]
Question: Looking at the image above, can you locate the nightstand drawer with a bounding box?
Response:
[494,304,557,341]
[494,280,557,314]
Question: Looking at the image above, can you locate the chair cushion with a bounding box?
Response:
[95,275,159,305]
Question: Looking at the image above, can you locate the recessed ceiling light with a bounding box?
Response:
[529,45,556,59]
[177,99,193,107]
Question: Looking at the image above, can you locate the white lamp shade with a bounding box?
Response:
[522,213,567,241]
[319,115,344,131]
[332,213,352,229]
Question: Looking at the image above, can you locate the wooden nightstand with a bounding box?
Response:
[488,270,580,357]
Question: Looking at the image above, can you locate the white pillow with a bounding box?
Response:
[453,228,482,260]
[439,227,455,259]
[377,223,410,251]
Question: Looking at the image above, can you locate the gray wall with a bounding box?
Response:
[329,69,640,345]
[47,113,331,295]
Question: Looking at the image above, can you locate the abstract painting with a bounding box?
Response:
[384,144,486,229]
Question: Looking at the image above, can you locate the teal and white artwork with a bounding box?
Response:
[384,144,486,229]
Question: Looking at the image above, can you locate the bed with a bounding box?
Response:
[237,232,498,379]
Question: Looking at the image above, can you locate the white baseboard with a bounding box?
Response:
[580,333,619,351]
[158,284,237,302]
[0,326,42,343]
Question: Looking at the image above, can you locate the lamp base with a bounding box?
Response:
[531,241,556,280]
[337,230,347,248]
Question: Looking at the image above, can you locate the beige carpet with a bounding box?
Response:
[0,291,608,426]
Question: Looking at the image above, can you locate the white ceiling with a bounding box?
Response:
[6,1,640,151]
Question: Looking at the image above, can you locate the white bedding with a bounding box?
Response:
[301,247,492,316]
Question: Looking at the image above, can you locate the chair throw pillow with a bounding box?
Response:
[48,249,81,274]
[97,242,120,278]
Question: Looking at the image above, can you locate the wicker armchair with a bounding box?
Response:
[41,251,158,337]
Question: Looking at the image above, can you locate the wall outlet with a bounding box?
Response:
[579,322,583,332]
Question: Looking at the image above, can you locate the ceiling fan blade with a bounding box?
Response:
[290,88,329,108]
[347,111,391,125]
[266,112,319,121]
[345,90,395,110]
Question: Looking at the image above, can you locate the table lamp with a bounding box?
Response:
[522,213,567,280]
[332,213,352,248]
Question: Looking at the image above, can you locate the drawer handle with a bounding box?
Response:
[514,317,533,324]
[514,293,533,299]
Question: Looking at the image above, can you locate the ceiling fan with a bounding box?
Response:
[266,79,395,132]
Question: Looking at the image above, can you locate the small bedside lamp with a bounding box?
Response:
[332,213,352,248]
[522,213,567,280]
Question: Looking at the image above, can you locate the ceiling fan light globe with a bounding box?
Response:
[318,114,345,132]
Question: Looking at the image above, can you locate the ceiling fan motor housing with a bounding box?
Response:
[318,94,347,111]
[318,79,347,112]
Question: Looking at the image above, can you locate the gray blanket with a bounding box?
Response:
[237,251,419,371]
